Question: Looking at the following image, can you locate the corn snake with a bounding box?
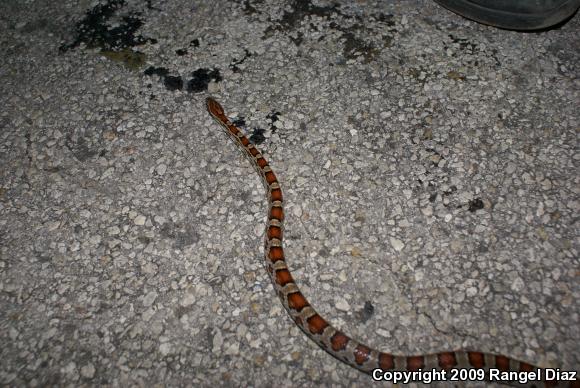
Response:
[205,97,577,387]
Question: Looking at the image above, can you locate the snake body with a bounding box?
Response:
[206,97,577,387]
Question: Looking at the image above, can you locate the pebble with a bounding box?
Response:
[134,215,146,226]
[390,237,405,251]
[142,291,158,307]
[335,297,351,311]
[80,363,96,379]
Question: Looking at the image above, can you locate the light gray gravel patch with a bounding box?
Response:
[0,0,578,387]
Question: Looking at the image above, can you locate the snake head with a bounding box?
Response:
[206,97,225,117]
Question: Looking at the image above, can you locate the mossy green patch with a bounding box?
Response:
[100,49,146,70]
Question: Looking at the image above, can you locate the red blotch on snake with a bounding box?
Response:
[275,269,293,286]
[268,246,284,262]
[406,356,425,371]
[379,353,395,370]
[287,292,308,311]
[249,147,259,157]
[306,314,328,335]
[519,362,534,372]
[330,331,349,352]
[468,352,485,368]
[267,225,282,240]
[438,352,458,369]
[495,355,510,371]
[264,171,277,184]
[354,344,372,365]
[270,188,283,202]
[269,206,284,222]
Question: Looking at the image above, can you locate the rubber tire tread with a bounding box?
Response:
[433,0,580,30]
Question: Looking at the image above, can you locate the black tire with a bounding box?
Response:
[433,0,580,30]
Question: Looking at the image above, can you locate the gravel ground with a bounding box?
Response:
[1,0,578,387]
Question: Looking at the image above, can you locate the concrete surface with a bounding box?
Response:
[1,0,578,386]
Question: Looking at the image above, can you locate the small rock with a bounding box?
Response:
[80,363,95,379]
[159,342,172,356]
[143,291,158,307]
[335,297,350,311]
[156,163,167,175]
[134,215,146,226]
[390,237,405,251]
[212,330,223,353]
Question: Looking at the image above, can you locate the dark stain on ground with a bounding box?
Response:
[59,0,156,54]
[233,118,247,128]
[186,69,222,93]
[65,134,100,162]
[165,75,184,91]
[249,127,266,144]
[241,0,260,16]
[334,15,395,63]
[441,185,458,208]
[359,301,374,323]
[257,0,396,63]
[448,33,478,52]
[266,110,281,133]
[230,49,252,73]
[444,34,501,68]
[266,0,341,33]
[262,0,340,47]
[143,67,222,93]
[175,39,199,56]
[146,0,162,11]
[228,117,265,145]
[468,198,485,212]
[144,66,169,78]
[340,30,378,63]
